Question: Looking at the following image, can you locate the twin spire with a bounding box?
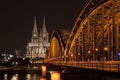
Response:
[33,16,37,33]
[43,16,47,33]
[32,16,47,40]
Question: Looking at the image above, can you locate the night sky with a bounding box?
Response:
[0,0,87,53]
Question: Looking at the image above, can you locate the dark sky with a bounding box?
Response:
[0,0,87,53]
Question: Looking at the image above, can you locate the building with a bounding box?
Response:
[26,16,49,59]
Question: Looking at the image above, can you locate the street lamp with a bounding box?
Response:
[104,47,108,60]
[88,50,91,61]
[71,54,73,61]
[71,54,73,57]
[104,47,108,51]
[78,53,80,61]
[95,48,98,52]
[95,48,99,60]
[88,50,91,54]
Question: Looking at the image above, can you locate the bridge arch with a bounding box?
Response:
[48,29,70,59]
[65,0,120,61]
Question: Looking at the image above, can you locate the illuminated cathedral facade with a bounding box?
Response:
[26,16,49,59]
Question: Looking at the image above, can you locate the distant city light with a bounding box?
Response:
[10,54,13,57]
[118,52,120,56]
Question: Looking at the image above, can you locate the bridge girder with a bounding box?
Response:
[46,0,120,62]
[65,0,120,61]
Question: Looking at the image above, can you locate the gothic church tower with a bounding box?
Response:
[42,16,49,46]
[31,16,39,42]
[26,16,49,60]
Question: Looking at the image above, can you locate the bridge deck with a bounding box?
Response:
[45,61,120,73]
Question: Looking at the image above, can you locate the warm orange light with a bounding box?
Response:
[40,77,46,80]
[51,71,60,80]
[88,51,91,54]
[95,48,98,51]
[71,54,73,57]
[78,53,80,55]
[41,66,46,72]
[104,47,108,51]
[41,66,46,77]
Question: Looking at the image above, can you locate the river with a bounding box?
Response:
[0,65,120,80]
[0,71,120,80]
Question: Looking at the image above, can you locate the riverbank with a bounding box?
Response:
[0,66,41,71]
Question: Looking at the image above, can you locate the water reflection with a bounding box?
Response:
[26,74,31,80]
[2,73,41,80]
[51,71,60,80]
[4,74,7,80]
[40,77,47,80]
[11,74,18,80]
[0,71,119,80]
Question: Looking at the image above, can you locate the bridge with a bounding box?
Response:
[44,0,120,73]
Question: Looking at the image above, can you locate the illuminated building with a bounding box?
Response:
[26,16,49,59]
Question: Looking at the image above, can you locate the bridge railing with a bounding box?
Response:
[45,60,120,72]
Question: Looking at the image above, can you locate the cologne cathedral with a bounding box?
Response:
[26,16,49,59]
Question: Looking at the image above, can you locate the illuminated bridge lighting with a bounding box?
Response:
[45,0,120,73]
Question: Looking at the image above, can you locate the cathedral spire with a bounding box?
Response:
[42,16,49,43]
[42,16,47,33]
[31,16,39,42]
[26,16,50,59]
[33,16,38,33]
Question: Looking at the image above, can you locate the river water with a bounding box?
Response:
[0,71,120,80]
[0,70,49,80]
[0,73,42,80]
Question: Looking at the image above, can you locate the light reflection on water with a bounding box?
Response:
[4,74,8,80]
[0,71,119,80]
[26,74,31,80]
[11,74,18,80]
[1,73,42,80]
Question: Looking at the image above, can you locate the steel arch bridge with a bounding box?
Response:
[46,29,70,59]
[45,0,120,72]
[65,0,120,61]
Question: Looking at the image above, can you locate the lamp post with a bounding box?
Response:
[78,53,80,61]
[71,54,73,61]
[88,50,91,61]
[62,56,64,61]
[104,47,108,51]
[95,48,98,61]
[104,47,108,60]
